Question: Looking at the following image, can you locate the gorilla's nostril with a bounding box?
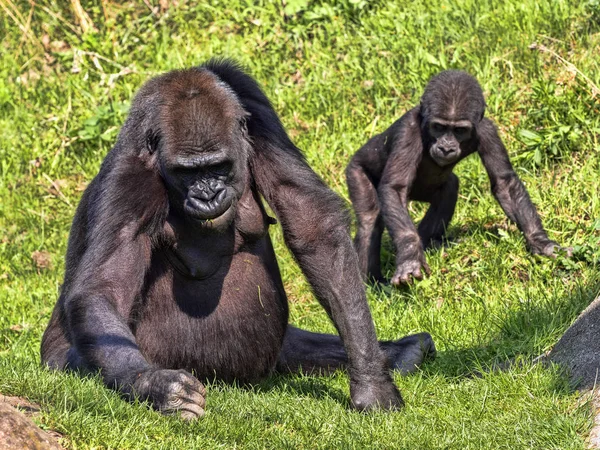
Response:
[192,185,226,204]
[196,190,215,202]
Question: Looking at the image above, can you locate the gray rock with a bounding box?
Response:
[0,401,62,450]
[548,295,600,390]
[547,295,600,448]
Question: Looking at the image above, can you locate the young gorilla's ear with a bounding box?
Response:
[417,102,429,126]
[146,129,160,154]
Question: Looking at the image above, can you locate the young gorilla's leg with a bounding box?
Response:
[276,325,436,375]
[346,162,385,282]
[418,174,459,249]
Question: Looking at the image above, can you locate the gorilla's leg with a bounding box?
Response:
[346,161,385,282]
[418,173,459,249]
[276,326,436,375]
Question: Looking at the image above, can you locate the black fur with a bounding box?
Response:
[346,70,563,286]
[41,60,435,419]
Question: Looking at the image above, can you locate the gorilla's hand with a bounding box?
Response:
[133,369,206,420]
[391,254,431,286]
[350,376,404,411]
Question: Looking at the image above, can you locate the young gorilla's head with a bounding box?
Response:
[420,70,486,167]
[145,69,251,232]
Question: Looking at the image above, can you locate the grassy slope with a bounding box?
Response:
[0,0,599,448]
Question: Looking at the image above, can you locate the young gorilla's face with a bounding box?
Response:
[427,118,473,166]
[420,70,485,167]
[151,71,251,231]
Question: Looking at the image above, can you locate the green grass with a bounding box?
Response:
[1,0,599,448]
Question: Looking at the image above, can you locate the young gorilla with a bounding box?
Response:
[41,60,435,419]
[346,70,563,286]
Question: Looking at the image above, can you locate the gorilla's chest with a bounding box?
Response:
[133,190,287,381]
[410,159,455,201]
[135,243,288,382]
[163,187,272,280]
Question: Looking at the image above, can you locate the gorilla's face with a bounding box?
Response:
[427,119,472,167]
[420,70,485,167]
[152,70,251,232]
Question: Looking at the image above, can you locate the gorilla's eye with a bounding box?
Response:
[454,126,469,136]
[209,161,232,178]
[431,122,446,134]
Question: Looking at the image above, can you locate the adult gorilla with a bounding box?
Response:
[41,60,434,419]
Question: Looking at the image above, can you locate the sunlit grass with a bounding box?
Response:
[0,1,599,448]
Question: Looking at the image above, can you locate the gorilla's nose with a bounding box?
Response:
[439,146,456,156]
[192,184,225,203]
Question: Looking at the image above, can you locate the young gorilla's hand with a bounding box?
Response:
[133,369,206,420]
[391,252,431,286]
[529,238,572,258]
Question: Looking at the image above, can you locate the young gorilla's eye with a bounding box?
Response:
[431,122,446,133]
[454,127,469,135]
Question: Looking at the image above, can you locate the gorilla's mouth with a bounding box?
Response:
[431,148,459,166]
[184,194,236,226]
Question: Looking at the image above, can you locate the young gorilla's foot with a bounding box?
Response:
[367,271,388,285]
[132,369,206,420]
[381,332,436,374]
[421,234,452,251]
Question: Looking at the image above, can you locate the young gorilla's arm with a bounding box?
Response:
[378,132,431,285]
[477,118,560,256]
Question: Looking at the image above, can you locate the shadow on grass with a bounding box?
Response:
[420,275,600,380]
[251,374,350,406]
[375,222,520,275]
[249,273,599,403]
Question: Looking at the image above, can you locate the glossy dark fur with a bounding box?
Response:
[41,60,435,419]
[346,70,562,286]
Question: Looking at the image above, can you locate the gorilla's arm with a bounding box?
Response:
[60,151,206,417]
[200,83,399,409]
[60,148,166,392]
[251,136,402,409]
[477,118,559,256]
[65,229,153,390]
[378,127,430,285]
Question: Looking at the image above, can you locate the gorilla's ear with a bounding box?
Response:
[146,129,160,154]
[418,101,425,119]
[239,115,249,137]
